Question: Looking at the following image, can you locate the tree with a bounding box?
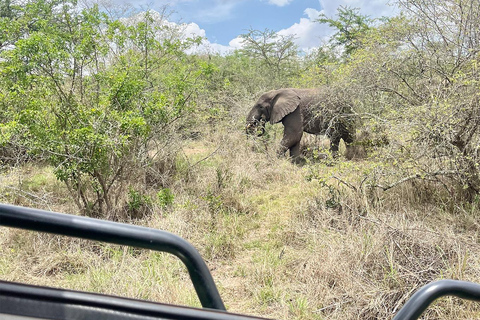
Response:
[317,6,374,58]
[0,0,13,19]
[239,28,299,77]
[0,2,211,218]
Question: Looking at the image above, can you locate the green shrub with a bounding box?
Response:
[157,188,174,208]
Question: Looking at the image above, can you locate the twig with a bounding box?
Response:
[372,170,457,191]
[314,299,353,313]
[2,186,52,211]
[332,175,357,192]
[374,173,422,191]
[187,146,222,169]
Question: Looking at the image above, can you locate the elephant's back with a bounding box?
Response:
[291,88,322,98]
[289,88,320,109]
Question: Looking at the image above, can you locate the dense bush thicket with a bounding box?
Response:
[1,0,480,218]
[344,0,480,201]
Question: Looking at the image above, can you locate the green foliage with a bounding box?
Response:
[239,28,300,81]
[0,1,211,218]
[204,190,224,217]
[157,188,174,208]
[320,180,341,209]
[127,187,153,216]
[317,6,375,58]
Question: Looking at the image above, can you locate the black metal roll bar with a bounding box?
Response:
[0,203,226,311]
[393,279,480,320]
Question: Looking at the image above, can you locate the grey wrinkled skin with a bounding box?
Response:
[246,87,355,160]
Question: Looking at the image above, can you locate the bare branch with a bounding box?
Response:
[372,170,457,191]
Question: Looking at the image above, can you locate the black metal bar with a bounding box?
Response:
[393,279,480,320]
[1,281,267,320]
[0,203,226,311]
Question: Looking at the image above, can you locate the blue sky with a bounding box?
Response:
[124,0,398,53]
[169,0,322,45]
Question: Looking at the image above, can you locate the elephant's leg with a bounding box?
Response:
[329,134,341,157]
[280,107,304,159]
[289,141,302,158]
[342,127,354,146]
[342,130,355,159]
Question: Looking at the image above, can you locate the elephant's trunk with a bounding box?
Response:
[246,120,266,136]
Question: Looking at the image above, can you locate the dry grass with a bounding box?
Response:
[2,125,480,320]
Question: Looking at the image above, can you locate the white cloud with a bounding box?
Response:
[206,7,327,54]
[277,8,329,50]
[182,22,206,38]
[121,10,232,54]
[228,37,244,50]
[267,0,293,6]
[186,36,237,55]
[319,0,397,19]
[199,42,235,55]
[195,1,239,23]
[183,23,237,55]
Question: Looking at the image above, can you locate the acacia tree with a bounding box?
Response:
[0,1,210,218]
[239,28,299,81]
[317,6,374,58]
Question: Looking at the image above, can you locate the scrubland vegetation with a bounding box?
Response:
[1,0,480,319]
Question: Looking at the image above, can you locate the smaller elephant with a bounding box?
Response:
[246,87,355,160]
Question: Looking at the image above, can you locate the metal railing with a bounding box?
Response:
[2,203,480,319]
[393,279,480,320]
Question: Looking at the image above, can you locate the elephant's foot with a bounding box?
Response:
[292,156,306,166]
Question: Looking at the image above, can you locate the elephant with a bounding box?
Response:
[246,87,355,161]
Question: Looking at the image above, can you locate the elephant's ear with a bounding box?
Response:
[269,89,300,124]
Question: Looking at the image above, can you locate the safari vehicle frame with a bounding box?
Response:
[1,203,480,320]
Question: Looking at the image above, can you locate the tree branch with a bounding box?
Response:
[372,170,457,191]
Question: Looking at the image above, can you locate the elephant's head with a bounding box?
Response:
[246,89,300,136]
